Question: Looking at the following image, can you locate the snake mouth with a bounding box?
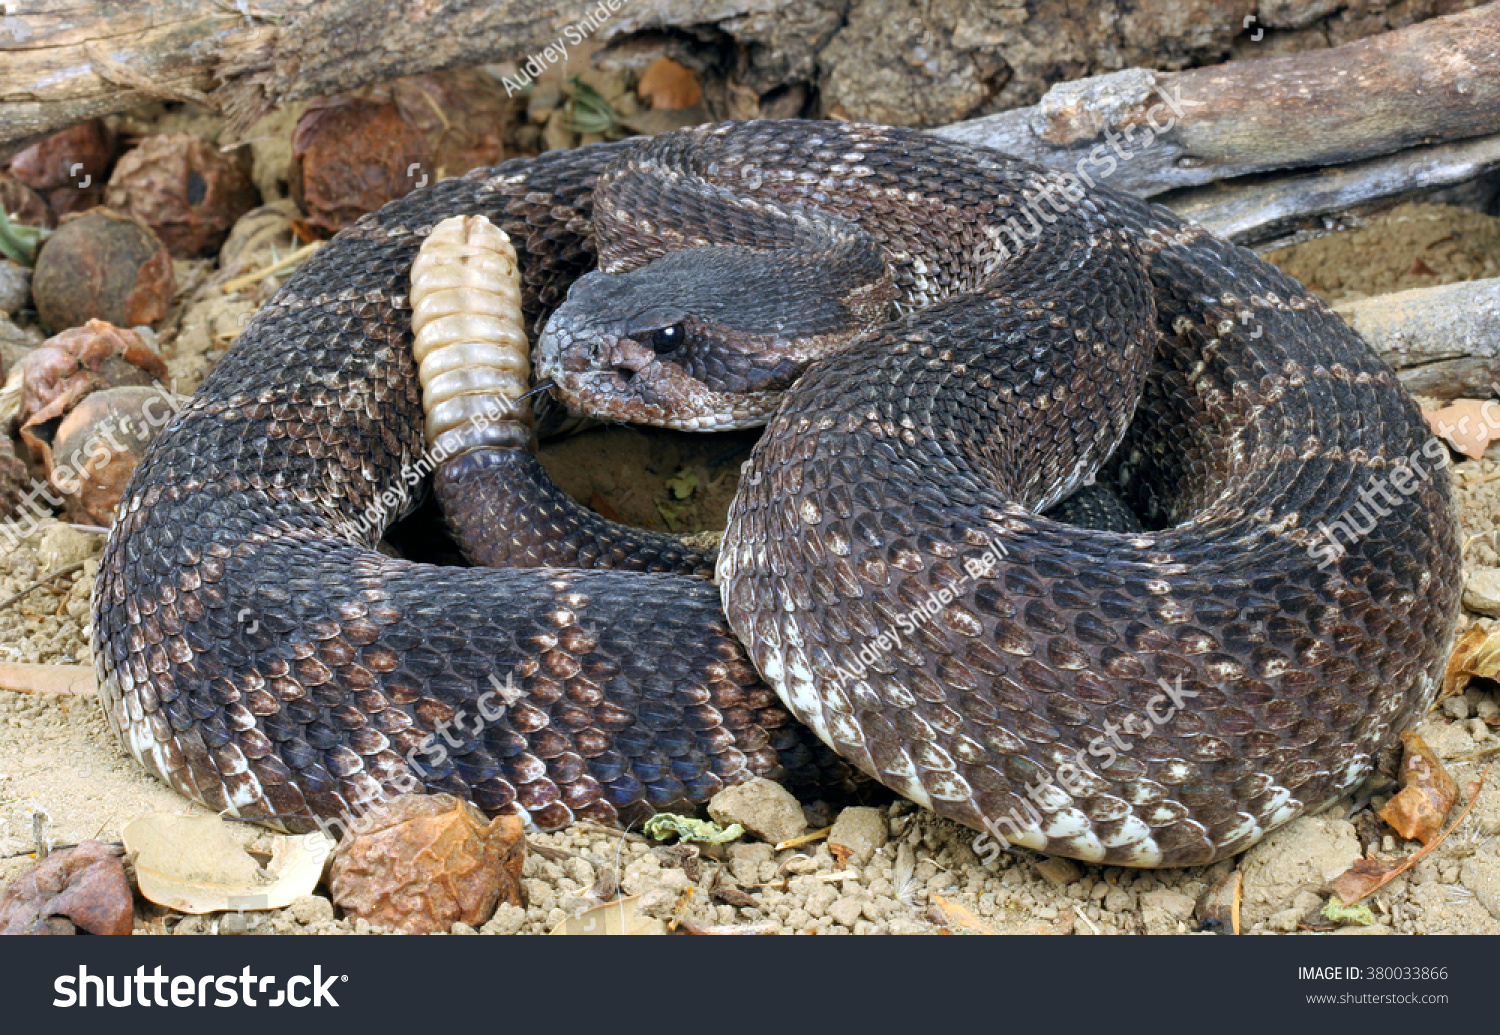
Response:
[536,319,777,431]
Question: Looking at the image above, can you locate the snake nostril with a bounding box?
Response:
[615,365,636,384]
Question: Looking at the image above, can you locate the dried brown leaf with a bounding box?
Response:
[549,894,666,935]
[0,840,133,935]
[123,814,330,914]
[1378,730,1459,844]
[330,793,524,934]
[929,894,995,934]
[1329,856,1401,905]
[637,57,702,110]
[1442,622,1500,700]
[1332,765,1489,905]
[1423,399,1496,460]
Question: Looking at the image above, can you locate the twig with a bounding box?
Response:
[1073,904,1101,936]
[575,819,650,844]
[775,825,832,851]
[1343,764,1490,906]
[1450,743,1500,765]
[220,241,322,294]
[676,920,778,935]
[0,562,85,612]
[526,839,578,864]
[0,663,97,697]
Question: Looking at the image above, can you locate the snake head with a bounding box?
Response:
[535,245,894,431]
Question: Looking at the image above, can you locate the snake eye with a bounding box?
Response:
[647,324,684,354]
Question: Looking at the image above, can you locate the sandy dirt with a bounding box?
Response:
[4,165,1500,939]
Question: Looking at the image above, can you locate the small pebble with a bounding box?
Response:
[1035,857,1081,886]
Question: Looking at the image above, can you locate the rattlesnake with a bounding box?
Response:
[94,121,1460,867]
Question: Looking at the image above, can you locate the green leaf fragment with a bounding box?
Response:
[642,813,744,844]
[665,467,699,500]
[1321,895,1376,927]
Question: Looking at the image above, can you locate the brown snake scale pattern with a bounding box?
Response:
[94,121,1461,867]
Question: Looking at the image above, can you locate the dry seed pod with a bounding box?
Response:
[329,794,525,935]
[0,171,55,230]
[410,214,532,457]
[290,98,428,236]
[7,119,115,217]
[18,319,170,463]
[48,385,174,524]
[29,209,174,332]
[104,133,259,257]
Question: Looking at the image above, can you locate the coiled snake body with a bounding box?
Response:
[94,121,1460,867]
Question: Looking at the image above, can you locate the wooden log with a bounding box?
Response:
[935,3,1500,199]
[0,0,782,156]
[1333,278,1500,402]
[1164,132,1500,249]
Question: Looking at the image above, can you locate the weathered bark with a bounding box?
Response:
[936,3,1500,198]
[1333,279,1500,402]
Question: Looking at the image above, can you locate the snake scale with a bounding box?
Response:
[94,120,1461,867]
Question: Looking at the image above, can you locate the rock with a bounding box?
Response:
[1034,857,1082,886]
[1442,695,1471,720]
[1464,568,1500,616]
[637,870,692,920]
[37,524,100,570]
[1419,718,1472,760]
[828,895,865,928]
[1461,854,1500,921]
[828,806,889,865]
[708,778,807,845]
[1240,814,1362,925]
[728,842,773,885]
[886,915,930,936]
[0,260,29,316]
[289,895,334,925]
[1139,888,1196,926]
[480,902,528,936]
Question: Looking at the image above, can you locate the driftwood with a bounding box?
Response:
[936,4,1500,200]
[1333,279,1500,402]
